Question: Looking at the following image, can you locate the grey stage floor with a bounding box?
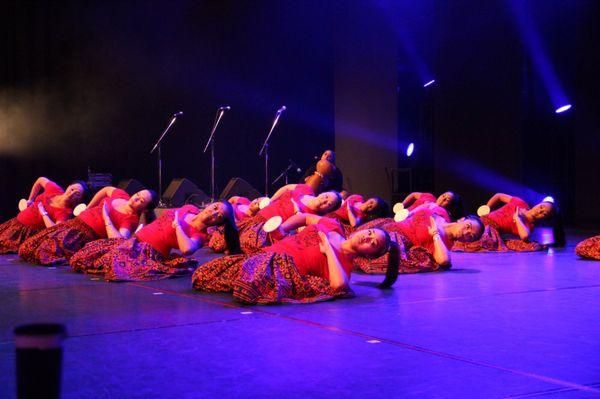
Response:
[1,231,599,398]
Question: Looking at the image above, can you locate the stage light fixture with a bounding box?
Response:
[554,104,571,114]
[406,143,415,157]
[423,79,436,88]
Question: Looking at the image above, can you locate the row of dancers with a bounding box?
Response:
[0,174,597,305]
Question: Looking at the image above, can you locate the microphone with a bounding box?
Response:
[219,106,231,110]
[289,159,302,173]
[277,105,287,114]
[173,111,184,117]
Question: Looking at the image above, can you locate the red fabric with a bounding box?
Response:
[332,194,366,222]
[407,192,436,211]
[16,182,71,229]
[391,208,454,254]
[78,189,139,237]
[229,196,250,206]
[258,184,315,220]
[575,235,600,260]
[486,197,534,236]
[264,217,353,280]
[233,205,251,223]
[136,204,207,257]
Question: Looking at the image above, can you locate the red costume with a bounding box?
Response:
[77,189,139,238]
[229,184,317,254]
[16,182,71,229]
[136,205,207,257]
[69,205,204,281]
[19,189,140,265]
[484,197,534,236]
[353,206,452,275]
[407,192,436,211]
[193,217,354,304]
[0,182,72,254]
[453,196,541,253]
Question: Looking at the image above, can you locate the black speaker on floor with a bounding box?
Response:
[162,178,209,207]
[117,179,146,196]
[219,178,261,200]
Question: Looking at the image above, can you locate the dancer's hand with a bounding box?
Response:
[101,202,111,223]
[318,231,332,254]
[172,210,181,229]
[513,207,521,222]
[428,216,440,237]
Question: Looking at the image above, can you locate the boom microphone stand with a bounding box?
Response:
[258,106,286,196]
[203,106,230,202]
[150,111,183,207]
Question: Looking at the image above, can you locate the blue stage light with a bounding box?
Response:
[406,143,415,157]
[542,196,555,203]
[423,79,436,88]
[555,104,572,114]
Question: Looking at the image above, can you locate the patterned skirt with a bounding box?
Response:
[353,218,445,274]
[575,235,600,260]
[77,237,197,281]
[0,218,41,254]
[18,218,99,265]
[69,238,125,274]
[192,252,354,305]
[452,223,542,253]
[237,214,270,254]
[208,226,227,253]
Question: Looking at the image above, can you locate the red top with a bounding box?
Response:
[486,197,534,236]
[136,205,208,257]
[229,196,251,206]
[233,205,252,223]
[78,189,140,237]
[394,208,453,254]
[17,182,72,229]
[265,217,353,280]
[407,192,436,211]
[259,184,315,221]
[332,194,366,222]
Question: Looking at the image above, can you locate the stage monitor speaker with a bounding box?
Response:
[162,178,209,207]
[219,178,261,200]
[117,179,146,196]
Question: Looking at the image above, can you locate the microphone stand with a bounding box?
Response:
[272,159,302,186]
[203,107,228,202]
[259,106,286,196]
[150,112,182,207]
[272,162,294,186]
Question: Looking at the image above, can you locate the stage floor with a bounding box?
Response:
[1,231,599,398]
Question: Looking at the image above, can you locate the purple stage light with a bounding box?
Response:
[406,143,415,157]
[543,196,555,203]
[554,104,572,114]
[423,79,436,88]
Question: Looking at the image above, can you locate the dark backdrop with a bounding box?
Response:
[1,0,598,226]
[0,0,334,218]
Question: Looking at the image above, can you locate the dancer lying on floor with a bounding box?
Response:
[354,205,484,274]
[227,196,265,223]
[69,201,240,281]
[326,194,389,235]
[575,235,600,260]
[401,191,465,221]
[210,183,342,254]
[19,186,156,265]
[0,177,87,253]
[452,193,564,252]
[193,215,398,304]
